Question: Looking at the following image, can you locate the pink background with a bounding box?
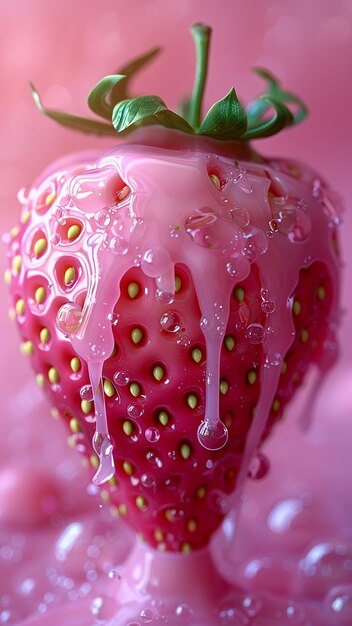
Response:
[0,0,351,616]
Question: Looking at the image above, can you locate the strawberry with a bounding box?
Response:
[4,24,341,552]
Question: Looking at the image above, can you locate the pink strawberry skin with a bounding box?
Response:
[5,139,340,553]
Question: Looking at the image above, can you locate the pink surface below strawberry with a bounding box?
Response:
[1,21,348,626]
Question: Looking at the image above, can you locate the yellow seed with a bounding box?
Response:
[153,365,164,381]
[187,394,198,409]
[117,185,130,201]
[12,255,22,274]
[181,543,192,553]
[100,490,110,503]
[108,476,117,488]
[34,237,47,257]
[70,356,81,373]
[224,335,235,351]
[69,418,80,433]
[64,266,76,286]
[45,191,56,206]
[317,286,326,301]
[127,282,140,298]
[81,400,93,415]
[123,420,133,436]
[165,508,176,522]
[175,275,182,292]
[129,382,141,397]
[220,379,229,395]
[20,340,34,356]
[123,461,133,476]
[103,379,115,397]
[196,486,207,499]
[247,370,257,385]
[35,286,46,304]
[272,398,280,412]
[187,519,197,533]
[118,503,127,516]
[135,496,147,510]
[67,224,81,240]
[15,298,26,316]
[300,329,309,343]
[67,435,76,448]
[110,505,120,518]
[4,269,12,285]
[209,173,221,190]
[131,327,143,344]
[180,442,191,460]
[281,361,287,374]
[40,327,51,344]
[154,529,164,542]
[51,407,59,420]
[36,373,45,388]
[10,226,19,238]
[191,348,202,363]
[8,308,15,321]
[158,410,169,426]
[81,457,89,469]
[235,286,245,302]
[90,455,99,469]
[48,366,60,384]
[21,210,30,224]
[293,299,301,316]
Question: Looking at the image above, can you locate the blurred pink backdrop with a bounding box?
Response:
[0,0,351,619]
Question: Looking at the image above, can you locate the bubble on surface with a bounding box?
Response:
[242,227,268,262]
[245,323,266,344]
[197,419,228,451]
[160,311,181,333]
[176,333,191,347]
[156,289,174,304]
[175,603,193,621]
[80,385,93,402]
[50,233,62,245]
[107,312,119,326]
[226,254,251,281]
[169,224,180,238]
[140,607,155,622]
[141,473,156,489]
[127,403,144,419]
[56,302,82,336]
[324,585,352,624]
[272,202,311,243]
[241,594,262,617]
[109,235,129,255]
[230,207,250,227]
[94,209,111,228]
[145,427,160,443]
[141,247,171,278]
[296,541,352,599]
[113,370,130,386]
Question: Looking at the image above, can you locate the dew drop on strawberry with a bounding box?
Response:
[80,384,93,401]
[245,323,265,344]
[197,419,228,451]
[56,302,82,335]
[113,370,130,386]
[160,310,181,333]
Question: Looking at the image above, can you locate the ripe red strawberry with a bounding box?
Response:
[4,24,341,552]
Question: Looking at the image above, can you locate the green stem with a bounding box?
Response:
[189,23,212,129]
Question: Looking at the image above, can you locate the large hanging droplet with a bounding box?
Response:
[197,419,228,451]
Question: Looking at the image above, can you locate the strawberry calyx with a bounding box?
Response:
[30,24,308,142]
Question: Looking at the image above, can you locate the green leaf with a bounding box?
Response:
[109,46,161,107]
[242,96,293,140]
[198,88,247,140]
[247,68,308,126]
[112,95,193,134]
[30,83,117,136]
[88,74,126,120]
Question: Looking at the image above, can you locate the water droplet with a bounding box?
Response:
[146,451,163,468]
[156,289,174,304]
[230,207,250,227]
[234,172,253,194]
[90,596,103,616]
[226,255,251,281]
[140,608,155,623]
[107,312,119,326]
[160,311,181,333]
[197,420,228,451]
[248,452,270,480]
[245,323,265,344]
[113,371,130,386]
[242,227,268,262]
[56,302,82,336]
[94,209,110,228]
[241,594,262,617]
[109,235,128,255]
[145,427,160,443]
[286,601,305,623]
[80,385,93,401]
[141,473,156,489]
[176,333,191,347]
[108,567,123,580]
[141,247,171,278]
[169,224,180,238]
[200,316,209,329]
[175,603,193,621]
[92,432,115,485]
[50,233,61,245]
[127,403,144,419]
[325,585,352,624]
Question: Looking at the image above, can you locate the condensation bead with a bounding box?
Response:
[160,310,181,333]
[245,323,265,344]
